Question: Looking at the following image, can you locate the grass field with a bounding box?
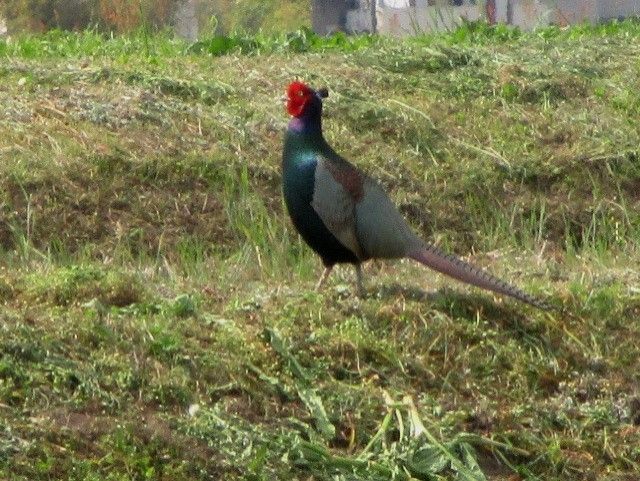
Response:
[1,22,640,480]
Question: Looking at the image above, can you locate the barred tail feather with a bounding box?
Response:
[408,244,551,310]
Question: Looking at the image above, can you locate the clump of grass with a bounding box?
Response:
[25,264,146,307]
[187,26,382,56]
[0,27,185,59]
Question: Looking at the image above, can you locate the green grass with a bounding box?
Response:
[1,21,640,480]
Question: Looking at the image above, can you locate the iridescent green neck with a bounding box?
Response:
[284,118,326,162]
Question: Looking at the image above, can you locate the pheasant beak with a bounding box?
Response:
[316,87,329,99]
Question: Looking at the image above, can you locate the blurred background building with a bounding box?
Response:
[312,0,640,36]
[1,0,639,38]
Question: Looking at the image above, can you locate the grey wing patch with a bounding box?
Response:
[355,177,422,259]
[311,157,364,259]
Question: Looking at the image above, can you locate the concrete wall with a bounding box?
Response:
[312,0,365,35]
[552,0,597,26]
[346,0,377,33]
[311,0,640,35]
[173,0,199,41]
[376,0,483,35]
[598,0,640,20]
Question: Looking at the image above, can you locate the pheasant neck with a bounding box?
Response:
[288,106,323,137]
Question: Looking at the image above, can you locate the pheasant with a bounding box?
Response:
[282,80,549,309]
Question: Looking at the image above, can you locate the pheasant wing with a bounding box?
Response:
[311,156,364,259]
[354,177,423,259]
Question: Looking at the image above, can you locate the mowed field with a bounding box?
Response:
[1,23,640,480]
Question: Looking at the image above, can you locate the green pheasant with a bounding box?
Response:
[282,80,549,309]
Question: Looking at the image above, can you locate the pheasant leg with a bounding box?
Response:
[315,266,333,291]
[355,264,365,298]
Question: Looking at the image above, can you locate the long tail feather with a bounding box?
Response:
[408,244,551,310]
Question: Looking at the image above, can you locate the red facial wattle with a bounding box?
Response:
[286,81,313,117]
